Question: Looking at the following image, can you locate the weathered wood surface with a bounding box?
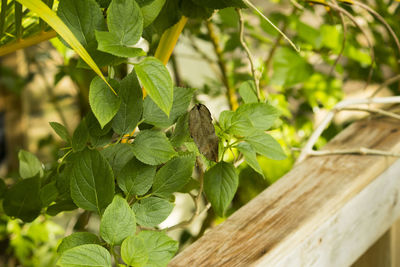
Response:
[169,117,400,267]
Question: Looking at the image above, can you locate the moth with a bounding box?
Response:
[189,104,219,162]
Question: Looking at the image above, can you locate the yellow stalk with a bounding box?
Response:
[14,0,116,94]
[0,30,57,56]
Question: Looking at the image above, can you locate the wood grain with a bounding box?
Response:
[169,117,400,267]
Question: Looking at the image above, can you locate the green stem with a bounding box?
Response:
[136,193,152,200]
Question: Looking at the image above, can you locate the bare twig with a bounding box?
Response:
[297,96,400,163]
[242,0,300,52]
[340,107,400,120]
[352,0,400,56]
[328,0,347,76]
[290,0,305,10]
[307,147,400,157]
[236,8,261,100]
[370,74,400,97]
[308,0,375,86]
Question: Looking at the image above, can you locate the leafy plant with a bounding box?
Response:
[0,0,286,266]
[1,0,398,266]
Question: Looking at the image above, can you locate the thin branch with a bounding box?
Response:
[370,74,400,97]
[236,8,261,100]
[307,147,400,157]
[340,107,400,120]
[242,0,300,52]
[352,0,400,57]
[308,0,375,86]
[328,0,347,76]
[297,96,400,163]
[0,30,57,56]
[206,21,239,110]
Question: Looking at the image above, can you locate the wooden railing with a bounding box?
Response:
[169,116,400,267]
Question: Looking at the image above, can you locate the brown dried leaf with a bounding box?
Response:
[189,104,219,162]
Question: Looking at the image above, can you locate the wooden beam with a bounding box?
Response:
[169,117,400,266]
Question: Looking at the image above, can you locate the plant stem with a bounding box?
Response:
[154,16,188,66]
[236,8,262,100]
[242,0,300,52]
[297,96,400,163]
[206,21,239,110]
[307,147,400,157]
[0,30,57,56]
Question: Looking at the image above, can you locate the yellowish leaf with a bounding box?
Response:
[16,0,116,95]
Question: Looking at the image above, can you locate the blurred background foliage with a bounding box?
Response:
[0,0,399,265]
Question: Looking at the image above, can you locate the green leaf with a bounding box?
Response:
[57,244,112,267]
[230,103,280,136]
[196,0,246,9]
[219,110,235,131]
[143,87,195,128]
[3,176,41,222]
[178,177,200,193]
[235,142,263,176]
[89,131,114,148]
[89,77,121,128]
[152,154,196,198]
[271,47,313,87]
[100,195,136,246]
[112,70,143,135]
[135,57,173,116]
[140,0,166,27]
[137,231,178,267]
[239,80,258,104]
[101,143,135,177]
[151,0,181,34]
[180,0,213,19]
[95,31,146,58]
[245,131,286,160]
[86,111,112,137]
[121,236,148,267]
[117,158,156,196]
[17,0,114,93]
[40,181,59,207]
[170,112,190,147]
[18,150,43,179]
[132,130,176,165]
[72,119,89,152]
[57,232,101,254]
[57,0,105,49]
[204,162,238,217]
[47,199,78,216]
[96,0,111,8]
[49,122,71,143]
[70,149,115,213]
[108,0,143,46]
[132,197,174,227]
